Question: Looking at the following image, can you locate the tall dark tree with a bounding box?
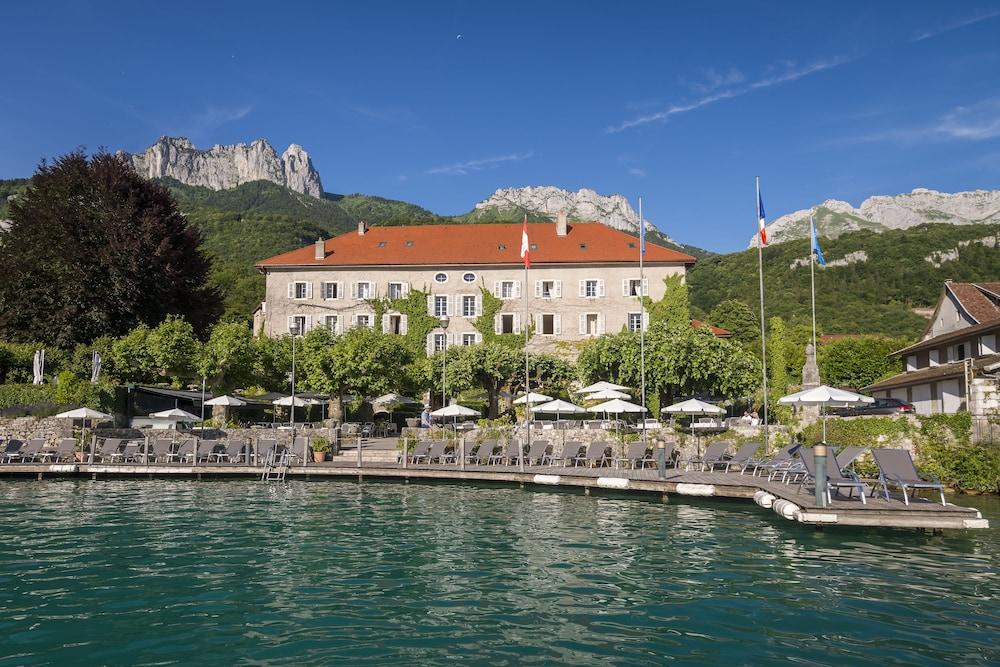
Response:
[0,150,220,347]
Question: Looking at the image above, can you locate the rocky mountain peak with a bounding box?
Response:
[123,136,323,198]
[473,185,678,245]
[749,187,1000,248]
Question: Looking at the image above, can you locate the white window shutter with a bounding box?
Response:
[493,281,501,298]
[381,313,390,332]
[554,280,562,298]
[427,294,434,315]
[554,314,561,335]
[400,314,408,335]
[305,282,313,299]
[287,315,294,332]
[598,313,606,334]
[350,282,357,299]
[494,313,501,334]
[642,278,649,296]
[642,312,649,331]
[336,281,343,299]
[448,296,454,316]
[579,313,586,334]
[446,333,454,347]
[426,334,434,355]
[513,313,521,334]
[597,279,605,297]
[402,282,410,297]
[475,296,482,316]
[579,280,586,297]
[535,281,542,297]
[513,281,521,298]
[305,315,312,331]
[475,333,483,344]
[287,282,294,299]
[622,279,629,297]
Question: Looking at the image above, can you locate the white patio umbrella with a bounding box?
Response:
[205,395,247,407]
[55,407,112,459]
[533,399,586,422]
[150,408,201,421]
[513,392,553,405]
[584,388,632,401]
[373,393,418,406]
[661,399,725,456]
[779,385,874,442]
[272,396,308,407]
[575,381,629,394]
[430,403,481,424]
[589,399,647,431]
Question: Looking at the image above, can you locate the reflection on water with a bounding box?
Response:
[0,480,996,666]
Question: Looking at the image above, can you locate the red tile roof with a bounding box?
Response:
[691,319,732,337]
[257,222,696,268]
[947,282,1000,324]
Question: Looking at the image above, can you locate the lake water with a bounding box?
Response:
[0,480,996,666]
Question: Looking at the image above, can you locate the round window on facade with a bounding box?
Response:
[462,272,476,283]
[434,272,448,284]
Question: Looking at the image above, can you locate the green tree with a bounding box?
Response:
[148,315,199,383]
[708,299,759,344]
[436,342,522,417]
[197,321,257,391]
[109,325,157,384]
[766,316,790,394]
[646,274,690,328]
[818,335,909,389]
[0,150,220,347]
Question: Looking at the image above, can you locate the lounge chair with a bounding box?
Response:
[799,448,867,504]
[37,438,76,462]
[560,441,586,466]
[473,441,496,465]
[96,438,124,462]
[165,440,194,464]
[426,441,453,464]
[462,440,490,464]
[220,440,249,464]
[834,446,867,472]
[287,437,310,465]
[684,440,731,471]
[406,440,430,464]
[745,443,802,478]
[614,440,650,469]
[1,439,24,463]
[722,442,761,473]
[524,440,552,465]
[256,439,279,465]
[412,440,438,464]
[872,448,946,506]
[578,441,611,468]
[504,441,526,465]
[198,441,224,463]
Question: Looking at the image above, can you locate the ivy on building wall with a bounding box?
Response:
[473,286,503,341]
[368,289,439,359]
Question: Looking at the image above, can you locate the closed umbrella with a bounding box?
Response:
[513,392,553,405]
[779,385,874,442]
[662,399,725,456]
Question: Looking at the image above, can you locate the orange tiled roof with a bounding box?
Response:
[691,319,732,337]
[256,222,696,268]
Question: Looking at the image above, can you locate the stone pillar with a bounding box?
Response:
[800,343,821,423]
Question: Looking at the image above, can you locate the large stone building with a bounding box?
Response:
[865,281,1000,416]
[254,216,695,355]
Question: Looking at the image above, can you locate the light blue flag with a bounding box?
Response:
[810,215,826,266]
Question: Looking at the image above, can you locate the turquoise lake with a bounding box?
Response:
[0,480,996,665]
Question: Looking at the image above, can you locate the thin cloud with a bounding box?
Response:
[835,98,1000,145]
[608,56,853,133]
[349,105,424,129]
[911,9,1000,42]
[627,167,647,177]
[192,104,254,130]
[426,152,533,176]
[684,66,745,94]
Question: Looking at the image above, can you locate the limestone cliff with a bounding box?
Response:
[123,136,323,198]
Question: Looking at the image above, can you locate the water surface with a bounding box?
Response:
[0,480,996,665]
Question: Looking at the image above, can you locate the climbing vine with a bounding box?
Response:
[369,289,439,359]
[473,286,503,341]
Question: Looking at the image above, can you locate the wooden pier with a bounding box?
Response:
[0,461,988,531]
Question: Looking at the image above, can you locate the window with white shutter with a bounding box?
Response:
[513,312,521,334]
[462,295,477,318]
[554,314,561,335]
[512,280,521,298]
[305,282,313,299]
[597,279,605,297]
[553,280,561,298]
[290,282,309,300]
[322,282,340,300]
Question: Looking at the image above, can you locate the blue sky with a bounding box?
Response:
[2,1,999,252]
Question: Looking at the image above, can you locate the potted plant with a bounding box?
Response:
[311,437,331,463]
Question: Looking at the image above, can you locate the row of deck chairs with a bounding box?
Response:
[78,437,310,466]
[0,438,78,463]
[693,440,946,506]
[404,439,683,469]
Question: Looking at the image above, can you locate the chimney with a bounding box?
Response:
[357,221,367,236]
[314,238,325,261]
[556,208,568,236]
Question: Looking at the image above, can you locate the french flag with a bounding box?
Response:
[520,214,531,268]
[757,186,768,246]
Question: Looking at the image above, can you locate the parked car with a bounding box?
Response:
[831,397,915,417]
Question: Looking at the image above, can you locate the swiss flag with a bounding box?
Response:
[520,215,531,268]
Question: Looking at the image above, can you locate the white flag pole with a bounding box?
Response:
[756,177,769,454]
[522,216,530,471]
[638,196,647,449]
[810,216,818,352]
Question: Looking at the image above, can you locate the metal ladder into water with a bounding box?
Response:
[261,449,289,482]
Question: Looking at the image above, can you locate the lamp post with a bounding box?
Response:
[439,315,450,408]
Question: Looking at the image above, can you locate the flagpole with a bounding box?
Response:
[756,177,769,454]
[810,228,818,352]
[638,196,647,449]
[522,217,530,472]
